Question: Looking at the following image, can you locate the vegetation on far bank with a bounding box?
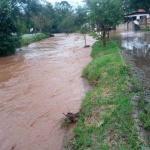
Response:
[21,33,52,47]
[73,40,142,149]
[1,0,149,57]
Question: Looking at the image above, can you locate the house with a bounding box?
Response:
[125,10,150,29]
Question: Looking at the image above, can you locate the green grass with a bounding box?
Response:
[139,99,150,131]
[73,40,140,149]
[21,33,51,47]
[144,27,150,32]
[88,31,100,40]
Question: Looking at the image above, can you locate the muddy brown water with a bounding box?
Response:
[0,34,95,150]
[111,30,150,92]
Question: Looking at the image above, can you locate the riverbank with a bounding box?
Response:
[72,40,142,149]
[21,33,52,47]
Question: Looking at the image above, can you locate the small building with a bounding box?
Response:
[126,10,150,29]
[139,17,150,29]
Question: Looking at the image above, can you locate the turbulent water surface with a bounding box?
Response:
[0,34,95,150]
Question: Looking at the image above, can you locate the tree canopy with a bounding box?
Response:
[0,0,20,56]
[1,0,148,56]
[130,0,150,13]
[85,0,124,46]
[0,0,83,56]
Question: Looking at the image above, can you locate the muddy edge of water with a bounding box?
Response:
[111,27,150,146]
[111,29,150,93]
[0,34,95,150]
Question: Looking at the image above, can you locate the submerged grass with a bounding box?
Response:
[73,40,140,149]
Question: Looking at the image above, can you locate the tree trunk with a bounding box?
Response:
[127,22,129,30]
[102,37,106,47]
[84,34,86,47]
[102,29,106,47]
[107,30,109,40]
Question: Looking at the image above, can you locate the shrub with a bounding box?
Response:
[0,0,20,57]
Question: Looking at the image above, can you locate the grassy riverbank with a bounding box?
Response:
[73,41,140,149]
[21,33,52,47]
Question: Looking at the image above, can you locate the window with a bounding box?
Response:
[140,16,146,23]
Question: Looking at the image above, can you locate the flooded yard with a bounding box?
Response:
[0,34,95,150]
[111,30,150,92]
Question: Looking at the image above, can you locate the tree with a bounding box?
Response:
[9,0,46,34]
[32,3,53,34]
[75,6,88,27]
[59,15,77,33]
[80,25,89,47]
[74,6,90,47]
[0,0,20,56]
[129,0,150,14]
[85,0,124,46]
[54,1,74,33]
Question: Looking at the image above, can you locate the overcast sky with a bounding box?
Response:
[46,0,85,7]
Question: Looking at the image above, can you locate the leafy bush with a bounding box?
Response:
[0,33,20,56]
[0,0,20,57]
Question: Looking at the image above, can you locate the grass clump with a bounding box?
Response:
[21,33,52,47]
[139,99,150,131]
[144,27,150,32]
[73,40,140,149]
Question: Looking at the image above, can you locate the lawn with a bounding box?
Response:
[73,40,141,150]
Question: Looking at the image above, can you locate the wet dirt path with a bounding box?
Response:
[0,34,95,150]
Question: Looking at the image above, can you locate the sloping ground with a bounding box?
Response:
[73,41,142,149]
[111,30,150,148]
[121,49,150,149]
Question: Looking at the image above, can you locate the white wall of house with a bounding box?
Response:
[127,14,150,20]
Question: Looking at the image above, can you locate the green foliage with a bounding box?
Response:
[86,0,123,28]
[32,2,54,34]
[0,0,20,56]
[75,6,88,27]
[80,25,89,34]
[59,15,77,33]
[73,41,140,149]
[139,99,150,132]
[129,0,150,14]
[1,0,90,57]
[140,111,150,130]
[54,1,75,33]
[85,0,124,46]
[91,40,118,58]
[21,33,50,47]
[144,27,150,31]
[88,31,100,40]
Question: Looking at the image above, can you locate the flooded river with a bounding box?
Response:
[0,34,95,150]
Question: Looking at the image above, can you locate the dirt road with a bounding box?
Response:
[0,34,95,150]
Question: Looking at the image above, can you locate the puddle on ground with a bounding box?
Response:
[111,31,150,80]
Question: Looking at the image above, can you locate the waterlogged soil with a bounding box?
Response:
[0,34,95,150]
[111,30,150,92]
